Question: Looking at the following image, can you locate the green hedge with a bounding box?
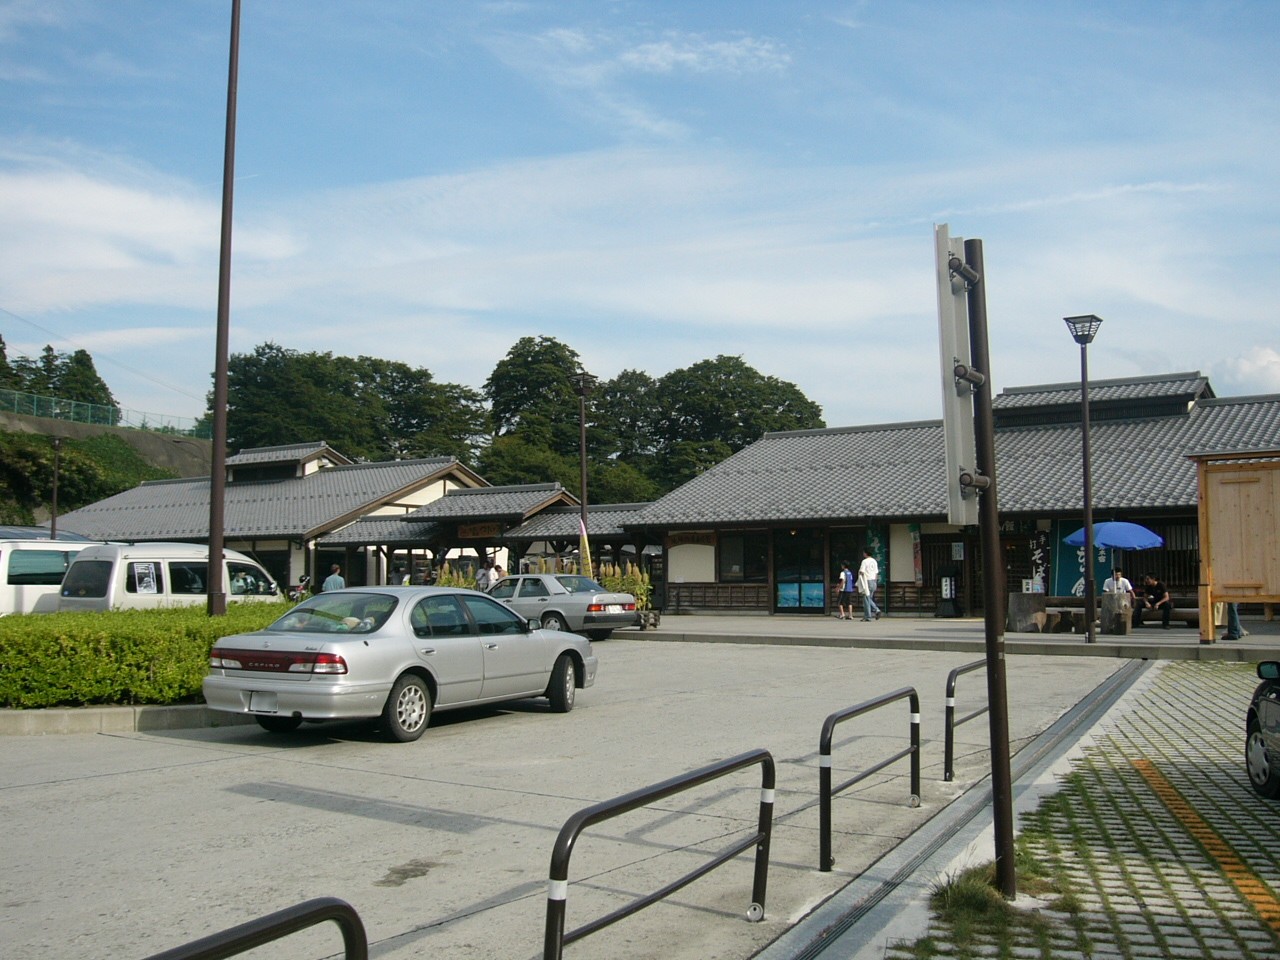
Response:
[0,603,289,709]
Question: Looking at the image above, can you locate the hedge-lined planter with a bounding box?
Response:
[0,603,287,709]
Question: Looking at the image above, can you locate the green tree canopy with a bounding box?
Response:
[0,335,18,391]
[484,336,584,458]
[56,349,117,408]
[219,343,485,463]
[653,355,823,451]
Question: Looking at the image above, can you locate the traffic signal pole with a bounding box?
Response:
[963,238,1016,899]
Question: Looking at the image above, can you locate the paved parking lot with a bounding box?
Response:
[0,639,1122,960]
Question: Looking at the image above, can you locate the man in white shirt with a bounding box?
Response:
[1102,568,1134,602]
[856,549,881,621]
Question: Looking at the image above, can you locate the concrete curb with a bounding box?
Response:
[633,629,1280,661]
[0,703,254,736]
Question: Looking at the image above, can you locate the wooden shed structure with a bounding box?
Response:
[1191,449,1280,643]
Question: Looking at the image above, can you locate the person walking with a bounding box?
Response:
[322,563,345,592]
[857,548,881,621]
[836,561,856,620]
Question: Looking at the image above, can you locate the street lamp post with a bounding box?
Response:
[50,437,61,540]
[572,370,597,573]
[1065,315,1103,644]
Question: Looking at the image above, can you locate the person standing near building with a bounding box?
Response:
[322,563,345,592]
[857,548,881,621]
[474,557,494,592]
[836,561,855,620]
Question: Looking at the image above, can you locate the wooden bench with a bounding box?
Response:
[1046,595,1200,629]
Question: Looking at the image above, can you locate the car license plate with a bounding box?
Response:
[249,691,278,713]
[606,604,622,613]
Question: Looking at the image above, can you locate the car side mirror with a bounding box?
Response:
[1259,661,1280,681]
[526,618,540,633]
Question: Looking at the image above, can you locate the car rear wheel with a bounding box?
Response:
[1247,717,1280,798]
[255,715,302,734]
[540,612,569,633]
[383,673,432,742]
[548,654,576,713]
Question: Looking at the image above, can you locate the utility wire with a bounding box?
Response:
[0,304,207,404]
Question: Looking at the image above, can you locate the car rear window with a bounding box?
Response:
[61,560,113,598]
[555,575,605,594]
[6,549,77,586]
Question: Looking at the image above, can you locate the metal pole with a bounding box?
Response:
[578,389,589,535]
[963,238,1016,899]
[207,0,240,616]
[50,437,61,540]
[1081,342,1096,643]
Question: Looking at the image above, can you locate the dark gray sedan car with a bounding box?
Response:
[488,573,636,640]
[1247,660,1280,799]
[203,586,597,743]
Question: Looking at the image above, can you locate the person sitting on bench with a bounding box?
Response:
[1135,574,1173,629]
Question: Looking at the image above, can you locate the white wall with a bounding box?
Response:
[668,543,716,582]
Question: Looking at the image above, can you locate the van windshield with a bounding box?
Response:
[61,560,112,599]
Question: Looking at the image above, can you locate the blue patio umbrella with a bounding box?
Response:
[1063,521,1164,550]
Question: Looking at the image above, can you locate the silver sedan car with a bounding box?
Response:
[488,573,636,640]
[202,586,597,742]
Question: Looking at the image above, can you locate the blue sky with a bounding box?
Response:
[2,1,1277,431]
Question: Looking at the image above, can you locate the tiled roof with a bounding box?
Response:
[630,393,1280,527]
[992,371,1210,410]
[405,483,577,522]
[56,457,461,541]
[316,515,442,546]
[225,441,350,466]
[503,503,652,541]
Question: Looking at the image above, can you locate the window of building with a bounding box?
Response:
[718,531,768,582]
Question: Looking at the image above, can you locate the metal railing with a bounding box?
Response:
[543,749,775,960]
[819,687,921,871]
[141,897,367,960]
[944,659,989,782]
[0,387,208,437]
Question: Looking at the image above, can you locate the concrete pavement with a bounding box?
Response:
[2,613,1277,959]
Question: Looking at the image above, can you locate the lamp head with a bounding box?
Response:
[1064,314,1103,345]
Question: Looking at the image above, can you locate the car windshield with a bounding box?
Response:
[555,575,605,594]
[272,592,399,634]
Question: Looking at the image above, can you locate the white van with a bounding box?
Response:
[0,539,97,615]
[58,542,278,612]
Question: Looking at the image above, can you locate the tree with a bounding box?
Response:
[358,356,487,462]
[648,356,824,489]
[595,368,657,463]
[0,335,18,391]
[222,343,386,459]
[474,435,578,490]
[653,355,823,451]
[589,458,660,504]
[219,343,486,463]
[484,336,583,457]
[56,349,118,419]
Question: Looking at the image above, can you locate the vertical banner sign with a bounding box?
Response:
[910,524,923,586]
[1031,530,1050,592]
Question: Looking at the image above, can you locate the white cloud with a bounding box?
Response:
[618,35,790,75]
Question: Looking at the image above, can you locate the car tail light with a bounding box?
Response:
[209,647,348,675]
